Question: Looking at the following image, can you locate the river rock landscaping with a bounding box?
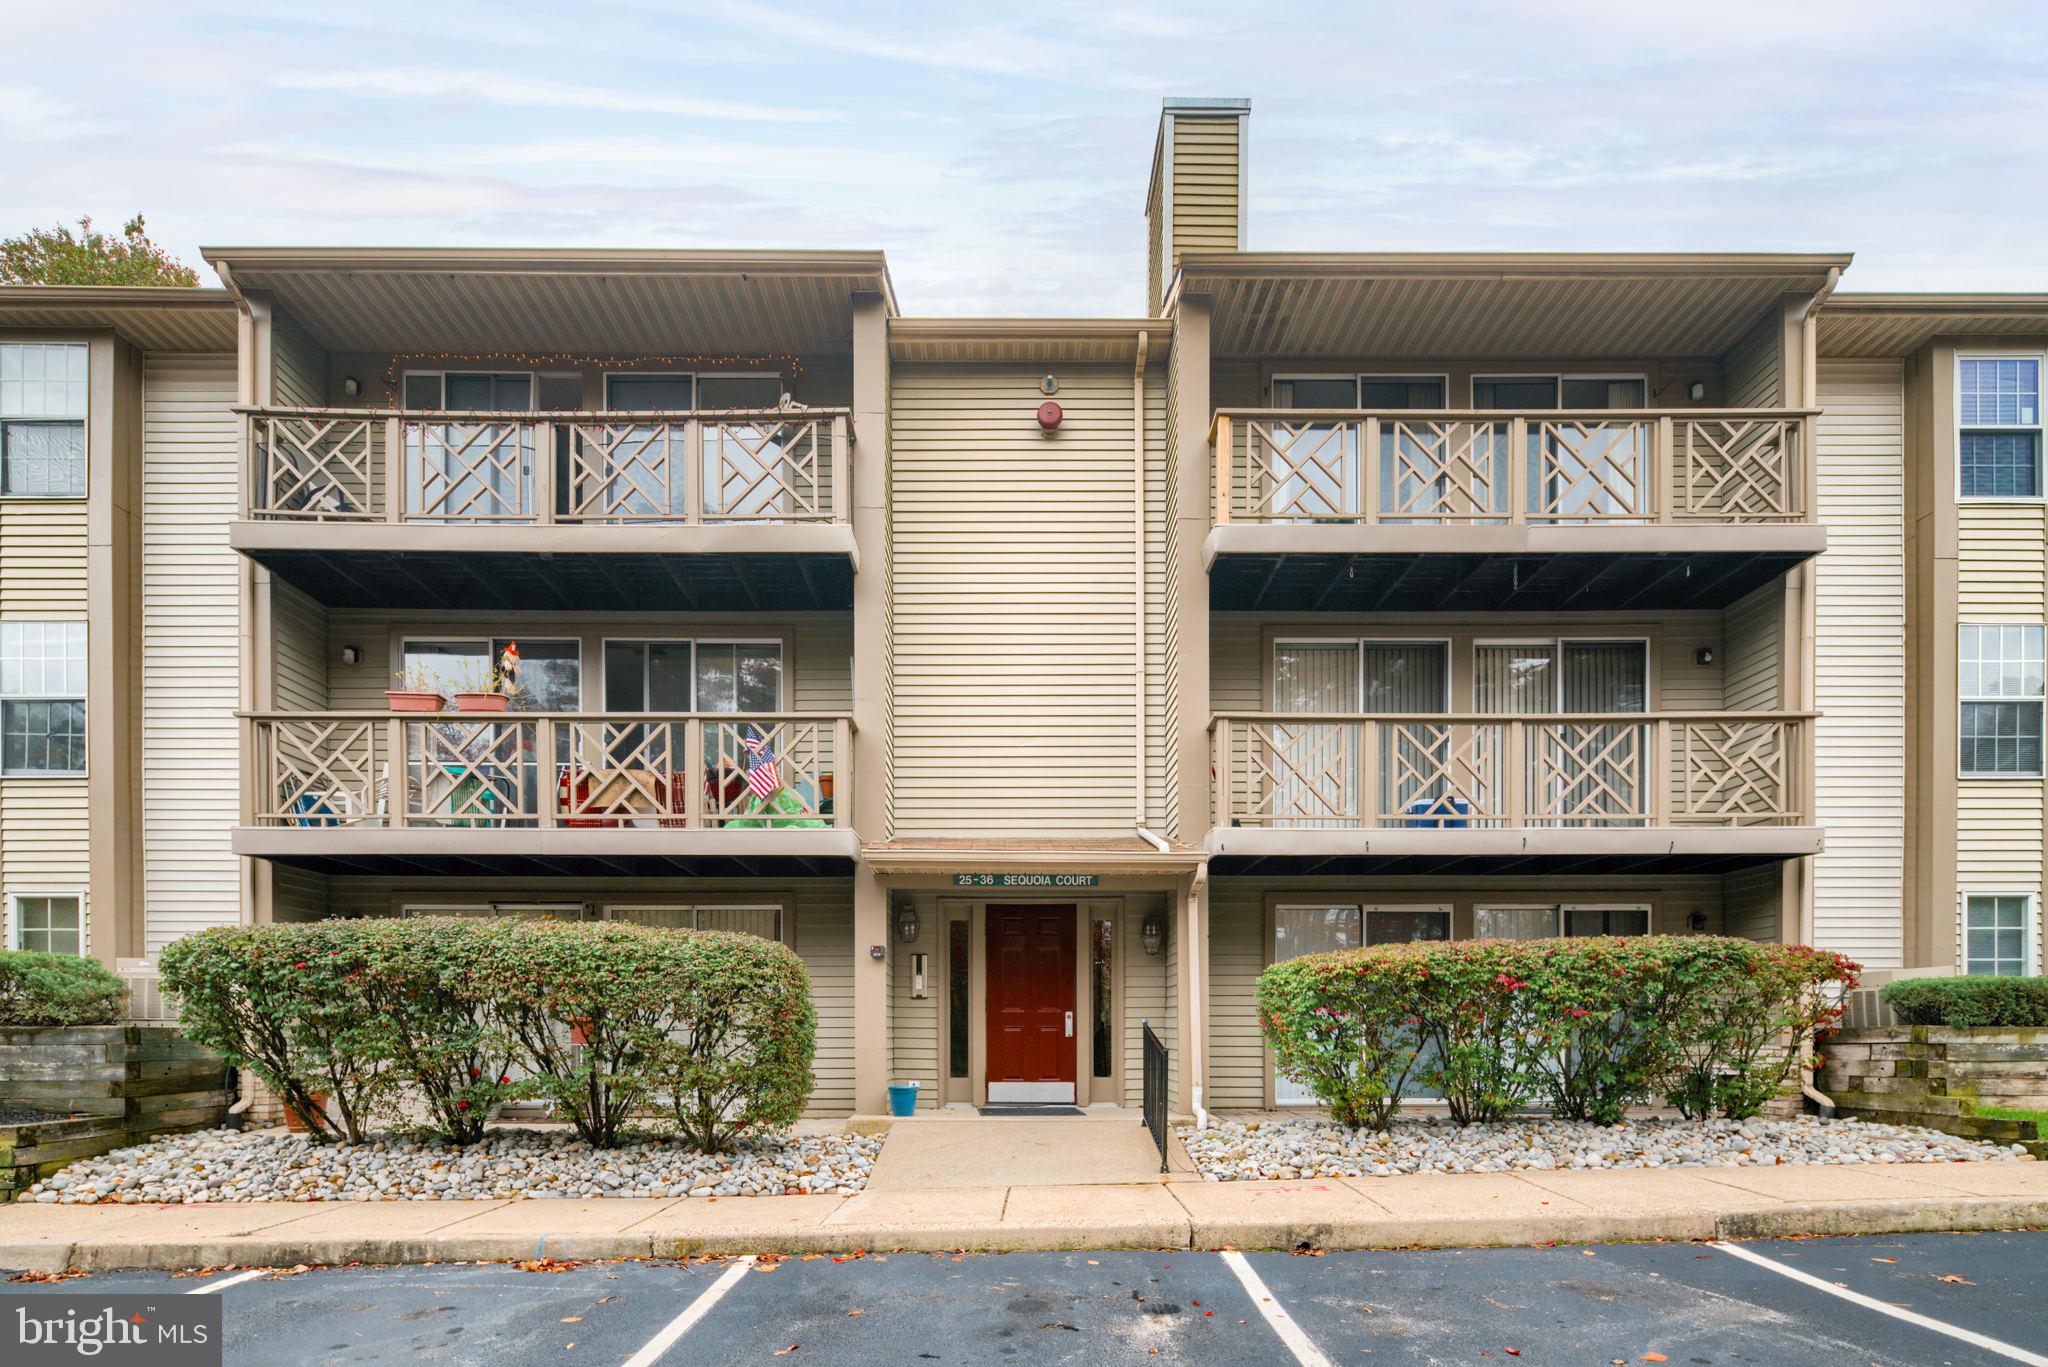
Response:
[1179,1115,2030,1181]
[14,1127,881,1204]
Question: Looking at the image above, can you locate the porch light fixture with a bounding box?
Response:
[1694,646,1715,667]
[1140,911,1166,955]
[340,645,361,666]
[895,905,921,944]
[341,376,363,399]
[1687,381,1707,402]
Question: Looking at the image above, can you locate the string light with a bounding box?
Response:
[377,350,806,406]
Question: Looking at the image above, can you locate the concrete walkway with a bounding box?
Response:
[3,1160,2045,1272]
[864,1109,1171,1190]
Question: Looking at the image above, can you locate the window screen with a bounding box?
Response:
[1960,359,2043,499]
[1960,624,2045,776]
[1964,895,2031,976]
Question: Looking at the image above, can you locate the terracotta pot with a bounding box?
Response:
[453,691,511,712]
[385,689,444,713]
[284,1092,329,1133]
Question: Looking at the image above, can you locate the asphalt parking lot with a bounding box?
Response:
[6,1231,2045,1365]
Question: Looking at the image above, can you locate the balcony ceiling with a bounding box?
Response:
[203,248,894,356]
[0,285,238,351]
[1178,253,1851,361]
[1819,293,2048,358]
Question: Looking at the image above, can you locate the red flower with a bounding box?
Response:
[1566,1008,1591,1018]
[294,961,308,970]
[498,1075,510,1084]
[456,1101,470,1110]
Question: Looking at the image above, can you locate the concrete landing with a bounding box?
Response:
[864,1110,1171,1190]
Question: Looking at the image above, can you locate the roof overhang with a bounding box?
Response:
[1819,293,2048,358]
[0,285,238,351]
[862,838,1206,878]
[202,247,896,357]
[889,317,1168,365]
[1175,252,1852,361]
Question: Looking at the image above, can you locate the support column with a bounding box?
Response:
[849,290,892,1115]
[85,334,142,965]
[238,294,276,927]
[1170,296,1214,843]
[1904,343,1959,969]
[1171,872,1208,1120]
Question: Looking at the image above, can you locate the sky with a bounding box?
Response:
[4,0,2045,315]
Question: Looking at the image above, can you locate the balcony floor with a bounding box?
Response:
[1206,524,1823,613]
[1204,824,1821,877]
[232,522,856,611]
[234,826,860,878]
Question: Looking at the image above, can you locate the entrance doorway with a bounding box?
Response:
[985,904,1077,1103]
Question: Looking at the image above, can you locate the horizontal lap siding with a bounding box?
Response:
[0,491,88,947]
[1957,495,2048,971]
[1169,116,1241,263]
[141,355,243,952]
[1122,894,1168,1108]
[890,365,1141,834]
[271,581,329,712]
[1722,313,1783,409]
[1721,584,1782,711]
[1814,361,1906,966]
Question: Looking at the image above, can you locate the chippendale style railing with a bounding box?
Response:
[1209,408,1818,526]
[246,712,851,830]
[240,407,852,525]
[1210,712,1811,830]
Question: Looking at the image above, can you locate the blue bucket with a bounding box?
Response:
[887,1082,920,1117]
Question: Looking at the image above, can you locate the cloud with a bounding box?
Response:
[268,68,839,123]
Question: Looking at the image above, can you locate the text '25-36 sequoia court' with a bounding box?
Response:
[1,97,2042,1119]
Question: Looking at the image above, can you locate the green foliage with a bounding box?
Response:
[1256,936,1861,1128]
[0,950,126,1027]
[1880,975,2048,1028]
[159,917,815,1151]
[1,215,200,287]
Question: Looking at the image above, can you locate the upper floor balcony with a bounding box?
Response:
[232,404,856,609]
[1206,406,1825,612]
[234,709,857,877]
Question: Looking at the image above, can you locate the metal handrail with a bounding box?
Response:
[1141,1019,1169,1173]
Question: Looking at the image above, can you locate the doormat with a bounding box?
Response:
[975,1106,1085,1117]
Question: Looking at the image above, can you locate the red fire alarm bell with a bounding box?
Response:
[1036,400,1063,434]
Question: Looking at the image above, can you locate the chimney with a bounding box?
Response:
[1145,97,1250,314]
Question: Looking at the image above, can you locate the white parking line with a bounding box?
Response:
[618,1255,756,1367]
[1710,1241,2048,1367]
[185,1268,271,1295]
[1218,1250,1335,1367]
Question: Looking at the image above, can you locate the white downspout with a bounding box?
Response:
[1188,862,1210,1129]
[1133,329,1150,830]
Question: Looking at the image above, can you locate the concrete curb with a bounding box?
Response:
[3,1197,2044,1273]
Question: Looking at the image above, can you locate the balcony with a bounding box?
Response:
[1207,711,1820,875]
[1205,408,1826,612]
[230,407,857,611]
[233,711,857,876]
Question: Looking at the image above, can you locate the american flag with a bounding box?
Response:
[741,724,781,799]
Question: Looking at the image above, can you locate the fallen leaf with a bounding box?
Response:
[1506,1351,1522,1358]
[774,1346,800,1357]
[1086,1259,1100,1265]
[1582,1249,1597,1257]
[560,1316,582,1323]
[1935,1275,1975,1285]
[846,1310,864,1318]
[1872,1257,1897,1264]
[1644,1356,1669,1363]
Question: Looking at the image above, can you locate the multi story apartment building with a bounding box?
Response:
[0,99,2037,1119]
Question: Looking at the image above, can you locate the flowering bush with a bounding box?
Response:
[159,917,815,1151]
[1256,936,1860,1129]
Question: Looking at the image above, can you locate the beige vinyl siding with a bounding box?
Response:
[1812,360,1907,966]
[271,581,329,711]
[1168,115,1242,265]
[1721,864,1783,942]
[1204,875,1730,1108]
[140,355,241,953]
[1720,583,1783,710]
[1120,894,1168,1108]
[889,364,1142,835]
[0,472,89,949]
[1955,445,2048,967]
[1141,362,1170,827]
[889,898,940,1110]
[1161,326,1183,836]
[270,865,330,921]
[270,309,325,409]
[1722,312,1783,409]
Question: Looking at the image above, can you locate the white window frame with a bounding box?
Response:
[1,619,87,777]
[601,901,788,944]
[401,370,577,412]
[7,889,86,955]
[601,371,695,412]
[1958,622,2046,780]
[1955,353,2046,504]
[1269,636,1455,712]
[398,635,584,708]
[1473,904,1562,939]
[691,371,789,411]
[399,901,588,920]
[0,342,89,500]
[1959,891,2037,976]
[1471,636,1653,712]
[599,636,787,713]
[1468,372,1651,409]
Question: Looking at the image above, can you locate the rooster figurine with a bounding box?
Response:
[497,641,520,695]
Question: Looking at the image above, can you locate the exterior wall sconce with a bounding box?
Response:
[1686,381,1706,402]
[340,645,361,666]
[1687,910,1710,932]
[1141,911,1166,955]
[341,376,363,399]
[895,906,921,944]
[1694,646,1716,667]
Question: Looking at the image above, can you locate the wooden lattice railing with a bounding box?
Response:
[241,407,851,525]
[1210,712,1810,830]
[1210,408,1817,526]
[246,712,851,830]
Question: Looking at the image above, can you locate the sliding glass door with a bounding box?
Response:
[1272,641,1448,826]
[1476,640,1647,825]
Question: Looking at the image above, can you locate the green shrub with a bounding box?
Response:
[160,916,816,1152]
[1256,936,1860,1128]
[1880,975,2048,1028]
[1256,945,1430,1130]
[0,950,126,1027]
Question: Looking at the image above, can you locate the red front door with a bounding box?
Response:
[986,905,1077,1101]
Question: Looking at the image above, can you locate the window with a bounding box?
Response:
[1091,918,1114,1080]
[9,892,82,955]
[603,904,782,940]
[1960,624,2045,777]
[948,919,970,1079]
[1,344,87,498]
[403,638,581,711]
[1959,358,2043,500]
[1474,906,1559,940]
[1963,894,2032,976]
[1564,905,1652,936]
[2,621,86,774]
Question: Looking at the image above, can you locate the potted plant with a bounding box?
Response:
[386,666,445,713]
[452,663,515,713]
